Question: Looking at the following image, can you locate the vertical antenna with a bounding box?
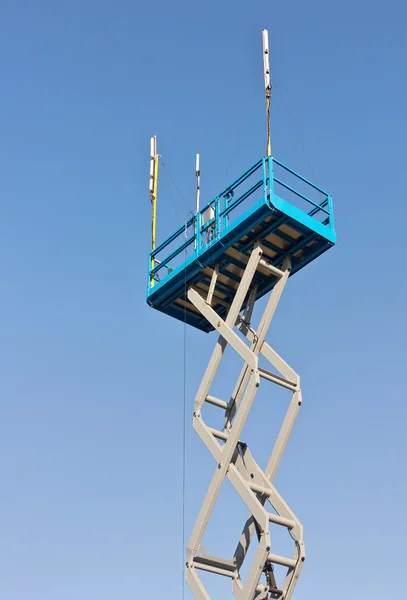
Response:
[262,29,272,156]
[150,136,158,287]
[195,153,200,214]
[149,136,156,199]
[194,154,201,250]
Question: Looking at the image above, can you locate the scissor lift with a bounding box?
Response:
[146,30,336,600]
[146,153,335,599]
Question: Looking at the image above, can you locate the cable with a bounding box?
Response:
[181,249,188,599]
[288,528,302,568]
[222,70,261,190]
[270,65,323,199]
[161,160,183,225]
[158,160,189,597]
[161,159,194,218]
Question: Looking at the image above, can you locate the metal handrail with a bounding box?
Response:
[219,180,263,218]
[272,158,328,196]
[273,177,329,215]
[149,157,333,286]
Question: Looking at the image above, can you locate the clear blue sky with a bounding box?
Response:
[0,1,406,599]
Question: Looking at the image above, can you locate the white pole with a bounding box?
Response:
[149,136,156,199]
[262,30,271,95]
[195,153,200,214]
[262,30,272,156]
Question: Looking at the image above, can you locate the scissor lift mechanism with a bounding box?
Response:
[186,245,304,600]
[147,150,335,598]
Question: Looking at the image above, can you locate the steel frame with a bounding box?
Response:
[186,244,305,600]
[147,156,334,298]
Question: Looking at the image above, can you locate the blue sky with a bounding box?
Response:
[0,1,406,599]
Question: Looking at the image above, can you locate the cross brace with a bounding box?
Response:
[186,244,305,600]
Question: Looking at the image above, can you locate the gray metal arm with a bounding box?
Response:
[186,244,305,600]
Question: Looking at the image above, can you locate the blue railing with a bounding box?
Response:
[148,156,333,288]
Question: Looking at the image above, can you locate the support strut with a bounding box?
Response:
[186,244,305,600]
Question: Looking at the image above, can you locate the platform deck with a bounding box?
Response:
[146,156,336,332]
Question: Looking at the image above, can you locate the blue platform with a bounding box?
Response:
[147,156,336,332]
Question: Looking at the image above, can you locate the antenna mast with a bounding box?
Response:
[262,29,272,156]
[149,136,158,287]
[195,153,200,214]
